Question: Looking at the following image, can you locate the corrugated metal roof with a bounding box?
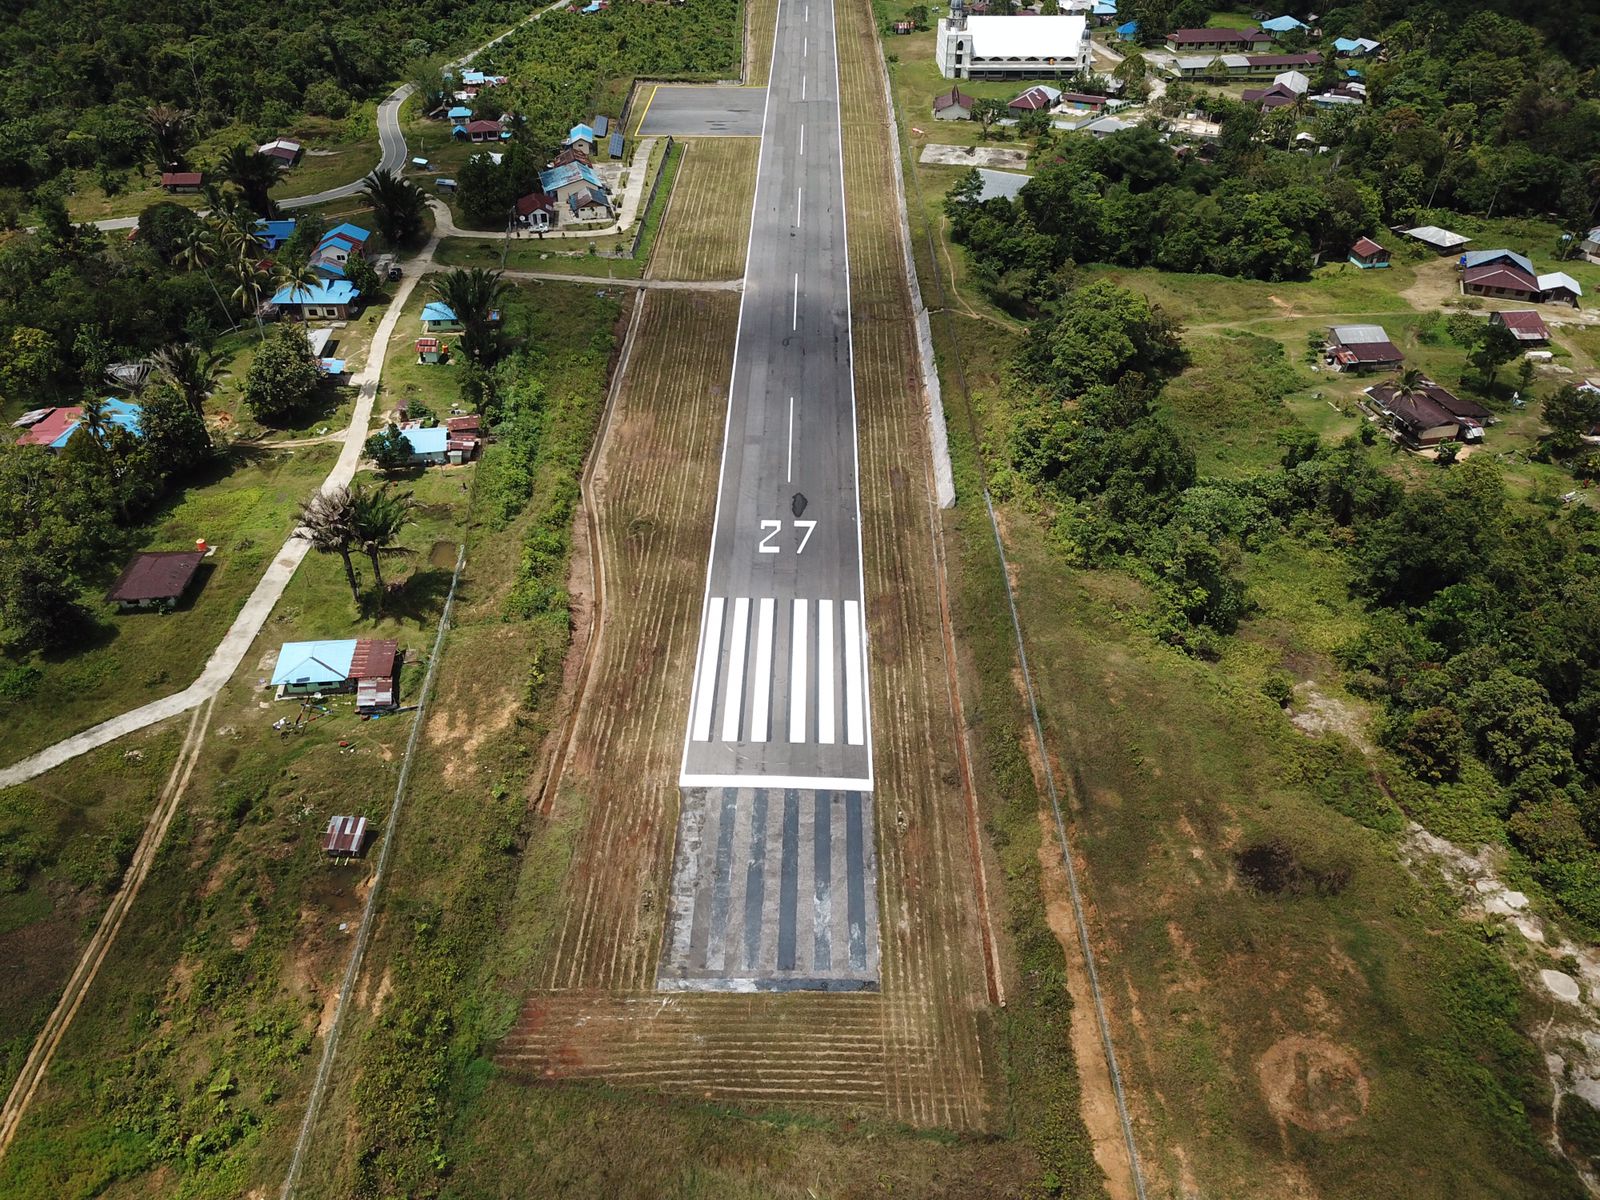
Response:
[271,639,357,686]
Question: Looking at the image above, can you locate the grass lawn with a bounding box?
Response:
[0,442,341,766]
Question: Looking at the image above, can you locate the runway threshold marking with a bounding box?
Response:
[818,600,836,744]
[690,595,725,742]
[790,598,808,743]
[722,597,752,742]
[751,598,776,741]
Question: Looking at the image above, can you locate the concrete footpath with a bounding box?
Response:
[0,237,438,790]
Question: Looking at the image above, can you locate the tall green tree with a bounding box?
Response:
[295,485,362,605]
[243,324,321,421]
[431,267,510,365]
[350,483,416,605]
[362,168,430,246]
[216,143,284,218]
[149,343,224,422]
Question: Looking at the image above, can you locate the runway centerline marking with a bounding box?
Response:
[799,123,805,155]
[787,395,795,482]
[796,185,802,226]
[722,597,751,742]
[792,274,799,330]
[801,75,807,100]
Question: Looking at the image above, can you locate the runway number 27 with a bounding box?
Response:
[758,519,817,554]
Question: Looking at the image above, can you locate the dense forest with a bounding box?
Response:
[0,0,522,193]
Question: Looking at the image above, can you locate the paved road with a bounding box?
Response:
[638,85,767,137]
[678,0,871,794]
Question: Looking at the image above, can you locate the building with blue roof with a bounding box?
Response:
[1460,248,1536,277]
[400,426,449,463]
[462,69,486,86]
[255,218,297,250]
[539,161,604,193]
[29,398,144,450]
[1091,0,1116,14]
[447,105,473,120]
[566,122,598,152]
[1259,15,1307,33]
[1115,19,1137,37]
[421,302,464,333]
[271,639,358,692]
[271,279,361,319]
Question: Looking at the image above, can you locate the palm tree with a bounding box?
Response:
[75,395,112,448]
[362,168,430,247]
[149,343,225,421]
[175,224,236,327]
[216,143,285,217]
[350,484,416,607]
[431,267,511,365]
[273,256,322,299]
[229,251,274,335]
[296,486,363,605]
[1394,367,1428,399]
[144,105,192,172]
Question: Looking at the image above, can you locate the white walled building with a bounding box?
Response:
[936,11,1092,79]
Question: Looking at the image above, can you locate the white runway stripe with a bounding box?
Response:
[722,597,751,743]
[789,598,808,743]
[818,599,836,745]
[751,598,775,742]
[843,599,864,746]
[690,596,725,742]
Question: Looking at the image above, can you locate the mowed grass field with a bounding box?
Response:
[647,138,758,281]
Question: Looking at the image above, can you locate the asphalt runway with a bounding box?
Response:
[660,0,880,991]
[678,0,872,794]
[658,786,880,991]
[637,85,768,136]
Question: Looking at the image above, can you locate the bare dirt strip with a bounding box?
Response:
[496,0,1001,1130]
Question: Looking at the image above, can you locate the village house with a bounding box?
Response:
[566,186,613,223]
[160,171,204,193]
[1367,379,1490,447]
[1326,324,1403,372]
[1080,113,1138,138]
[1008,85,1062,112]
[12,399,142,450]
[1403,224,1470,254]
[271,279,361,320]
[446,105,473,123]
[1056,91,1110,112]
[254,218,296,250]
[937,6,1092,79]
[1581,226,1600,264]
[1349,236,1390,269]
[514,190,558,230]
[259,138,303,166]
[105,549,206,612]
[1460,249,1540,302]
[310,223,372,279]
[1311,81,1367,107]
[537,161,612,217]
[1538,271,1583,307]
[421,302,465,334]
[1490,310,1551,344]
[457,118,510,143]
[415,336,449,365]
[270,637,400,710]
[400,425,449,465]
[444,414,485,464]
[1164,26,1273,53]
[932,87,974,119]
[1258,14,1308,35]
[1243,69,1308,109]
[565,122,600,154]
[1333,36,1381,56]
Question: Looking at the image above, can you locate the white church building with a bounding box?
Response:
[936,5,1092,79]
